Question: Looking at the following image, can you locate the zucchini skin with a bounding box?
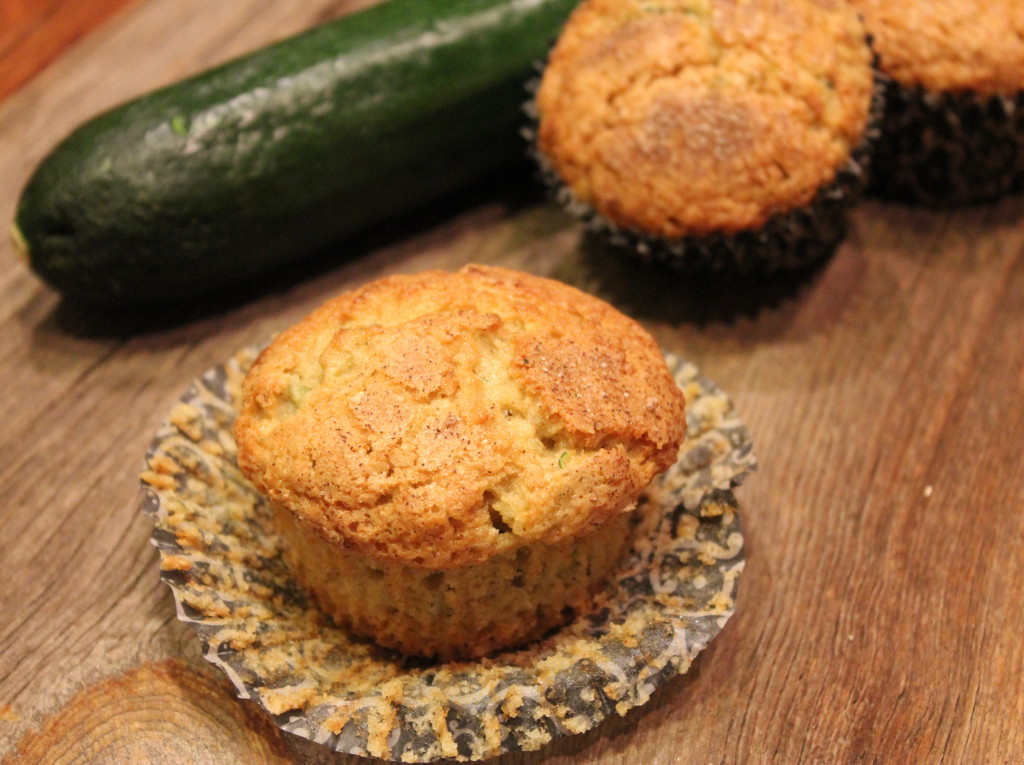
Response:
[15,0,577,306]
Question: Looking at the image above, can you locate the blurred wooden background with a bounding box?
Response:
[0,0,139,101]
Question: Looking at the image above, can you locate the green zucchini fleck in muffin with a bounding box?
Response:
[852,0,1024,205]
[531,0,876,272]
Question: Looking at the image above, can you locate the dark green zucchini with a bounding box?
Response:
[13,0,577,306]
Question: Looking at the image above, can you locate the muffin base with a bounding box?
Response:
[531,132,872,273]
[868,79,1024,205]
[275,508,633,661]
[587,151,867,273]
[141,347,755,761]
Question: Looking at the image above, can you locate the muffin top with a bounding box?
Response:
[851,0,1024,96]
[234,265,687,569]
[534,0,874,238]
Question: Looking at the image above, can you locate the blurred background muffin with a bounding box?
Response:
[851,0,1024,205]
[532,0,876,272]
[233,265,688,660]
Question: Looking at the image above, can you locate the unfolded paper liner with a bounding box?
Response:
[140,347,756,762]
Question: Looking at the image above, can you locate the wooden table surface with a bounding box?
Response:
[2,1,1023,763]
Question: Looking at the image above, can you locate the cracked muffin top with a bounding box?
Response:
[234,265,687,570]
[534,0,874,238]
[850,0,1024,96]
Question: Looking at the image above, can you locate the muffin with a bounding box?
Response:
[532,0,876,271]
[233,265,687,660]
[851,0,1024,204]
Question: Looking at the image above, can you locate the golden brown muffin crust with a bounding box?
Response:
[234,266,687,569]
[851,0,1024,95]
[535,0,874,237]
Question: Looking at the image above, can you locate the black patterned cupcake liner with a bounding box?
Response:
[867,76,1024,205]
[140,347,756,761]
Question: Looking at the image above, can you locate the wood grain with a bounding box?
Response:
[0,0,140,101]
[2,660,293,764]
[1,1,1023,763]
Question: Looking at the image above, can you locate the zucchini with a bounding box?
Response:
[14,0,577,306]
